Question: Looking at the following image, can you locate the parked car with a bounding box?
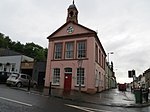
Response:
[0,71,11,83]
[6,73,37,88]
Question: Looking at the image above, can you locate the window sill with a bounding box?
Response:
[75,85,85,88]
[51,58,89,62]
[52,84,60,86]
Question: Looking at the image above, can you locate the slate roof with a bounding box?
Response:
[0,48,21,56]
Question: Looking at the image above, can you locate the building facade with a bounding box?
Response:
[0,48,34,73]
[139,74,145,88]
[32,61,46,86]
[143,68,150,88]
[105,61,116,89]
[0,48,47,86]
[45,2,106,93]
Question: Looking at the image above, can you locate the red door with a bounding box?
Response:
[64,74,72,92]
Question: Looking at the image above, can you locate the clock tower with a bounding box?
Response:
[66,0,78,23]
[45,0,107,94]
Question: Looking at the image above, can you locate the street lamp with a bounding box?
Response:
[107,52,114,89]
[78,58,83,93]
[107,52,114,65]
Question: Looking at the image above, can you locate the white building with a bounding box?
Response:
[0,48,34,73]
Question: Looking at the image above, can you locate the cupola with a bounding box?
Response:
[66,0,78,23]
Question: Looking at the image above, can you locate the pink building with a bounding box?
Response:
[44,2,106,93]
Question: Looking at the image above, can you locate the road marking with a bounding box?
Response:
[81,106,112,112]
[0,96,32,107]
[65,104,94,112]
[65,104,112,112]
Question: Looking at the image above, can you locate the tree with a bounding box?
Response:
[0,33,5,48]
[11,41,24,53]
[0,33,47,61]
[23,42,47,61]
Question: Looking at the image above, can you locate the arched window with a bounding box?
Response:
[69,11,73,17]
[64,68,72,74]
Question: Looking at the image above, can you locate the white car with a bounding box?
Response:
[6,73,37,88]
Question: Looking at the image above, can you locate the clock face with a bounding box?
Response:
[67,26,74,34]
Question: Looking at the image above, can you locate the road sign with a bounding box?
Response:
[128,70,135,78]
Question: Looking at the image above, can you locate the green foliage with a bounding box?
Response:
[0,33,47,61]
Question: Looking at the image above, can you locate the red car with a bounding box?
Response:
[118,83,126,91]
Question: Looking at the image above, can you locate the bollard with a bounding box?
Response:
[28,79,31,91]
[49,82,52,96]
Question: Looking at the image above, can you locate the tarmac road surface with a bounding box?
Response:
[0,84,150,112]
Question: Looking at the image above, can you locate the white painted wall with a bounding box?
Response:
[0,55,22,73]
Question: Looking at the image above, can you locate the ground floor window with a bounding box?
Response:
[52,68,60,85]
[11,64,15,72]
[77,68,85,85]
[95,70,99,87]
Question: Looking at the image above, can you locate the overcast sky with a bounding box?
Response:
[0,0,150,83]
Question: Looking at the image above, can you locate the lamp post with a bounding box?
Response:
[107,52,114,89]
[107,52,114,65]
[78,58,83,93]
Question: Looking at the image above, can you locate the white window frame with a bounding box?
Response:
[52,68,60,85]
[64,68,72,74]
[76,68,85,86]
[95,70,99,87]
[65,42,74,59]
[11,64,15,72]
[77,41,86,58]
[54,43,62,59]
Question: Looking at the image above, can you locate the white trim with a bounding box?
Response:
[52,68,60,85]
[76,67,85,86]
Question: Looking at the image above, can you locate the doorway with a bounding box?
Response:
[64,68,72,92]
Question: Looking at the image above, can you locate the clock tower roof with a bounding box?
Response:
[68,0,76,9]
[66,0,78,23]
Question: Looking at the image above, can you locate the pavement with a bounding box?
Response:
[35,87,150,108]
[11,86,150,108]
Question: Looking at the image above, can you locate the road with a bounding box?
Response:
[0,84,149,112]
